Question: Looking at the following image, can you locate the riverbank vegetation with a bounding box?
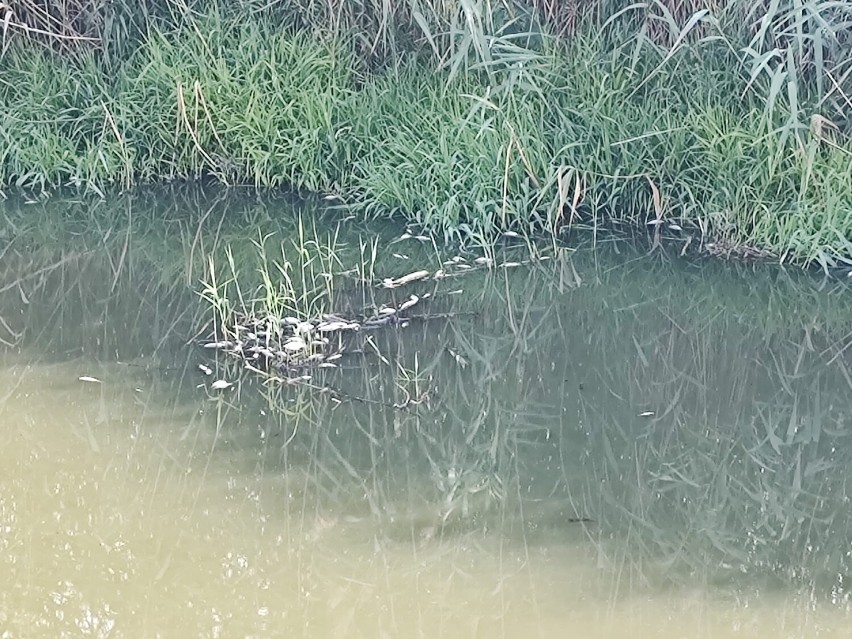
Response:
[1,1,851,267]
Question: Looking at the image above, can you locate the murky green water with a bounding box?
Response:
[2,190,852,638]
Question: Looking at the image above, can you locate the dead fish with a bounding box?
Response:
[391,233,412,244]
[474,256,493,265]
[316,321,360,333]
[211,380,232,390]
[296,322,314,334]
[379,307,397,316]
[203,341,233,349]
[198,364,213,375]
[503,231,520,238]
[433,269,446,280]
[283,337,307,352]
[326,353,343,362]
[501,262,521,268]
[398,295,419,312]
[382,270,430,288]
[447,349,468,368]
[78,376,102,384]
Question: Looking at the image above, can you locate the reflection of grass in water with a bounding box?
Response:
[233,244,852,602]
[4,190,852,601]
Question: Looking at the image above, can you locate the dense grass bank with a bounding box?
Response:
[1,4,851,267]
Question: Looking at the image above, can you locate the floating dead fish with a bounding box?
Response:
[398,295,419,312]
[326,353,343,362]
[447,349,468,368]
[203,341,233,349]
[379,307,397,316]
[433,270,446,280]
[283,317,301,325]
[198,364,213,375]
[283,337,307,352]
[455,264,472,270]
[78,376,102,384]
[668,224,682,231]
[391,233,412,244]
[501,262,521,268]
[318,362,338,369]
[296,322,314,334]
[503,231,520,238]
[211,380,232,390]
[639,411,655,417]
[316,321,360,333]
[414,235,431,242]
[382,269,430,288]
[474,257,493,265]
[392,253,409,260]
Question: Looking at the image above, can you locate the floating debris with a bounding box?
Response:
[201,249,543,389]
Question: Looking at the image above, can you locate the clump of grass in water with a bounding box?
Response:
[199,220,351,378]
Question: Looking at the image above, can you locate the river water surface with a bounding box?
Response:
[2,191,852,638]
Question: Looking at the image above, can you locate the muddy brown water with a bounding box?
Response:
[1,191,852,637]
